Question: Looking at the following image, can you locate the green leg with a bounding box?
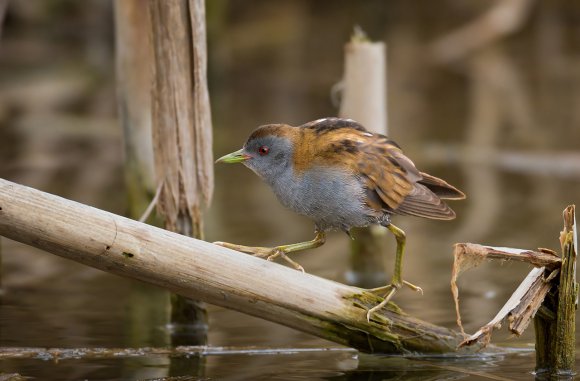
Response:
[366,223,422,322]
[214,231,326,272]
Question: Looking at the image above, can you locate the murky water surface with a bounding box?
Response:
[1,1,580,380]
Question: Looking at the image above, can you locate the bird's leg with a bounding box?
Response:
[214,231,326,272]
[365,223,423,321]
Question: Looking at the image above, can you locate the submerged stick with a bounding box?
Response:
[0,178,473,354]
[0,346,355,360]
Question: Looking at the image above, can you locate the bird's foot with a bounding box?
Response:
[213,241,305,272]
[365,280,423,322]
[368,280,423,295]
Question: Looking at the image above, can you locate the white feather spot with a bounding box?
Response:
[313,118,329,125]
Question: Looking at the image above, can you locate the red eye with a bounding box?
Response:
[258,146,270,156]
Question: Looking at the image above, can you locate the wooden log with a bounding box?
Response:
[0,177,474,354]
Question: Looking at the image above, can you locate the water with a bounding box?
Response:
[1,1,580,379]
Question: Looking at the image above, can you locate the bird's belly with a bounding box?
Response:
[271,169,374,231]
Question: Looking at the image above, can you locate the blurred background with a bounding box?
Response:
[1,0,579,380]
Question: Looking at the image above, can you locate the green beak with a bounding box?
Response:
[215,148,250,164]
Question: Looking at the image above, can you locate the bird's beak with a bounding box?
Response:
[215,148,251,164]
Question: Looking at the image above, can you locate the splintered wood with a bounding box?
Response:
[149,0,214,236]
[451,243,562,346]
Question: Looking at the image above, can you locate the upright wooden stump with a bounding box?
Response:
[339,29,389,288]
[535,205,577,378]
[148,0,214,348]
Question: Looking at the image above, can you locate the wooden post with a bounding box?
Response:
[552,206,577,374]
[339,28,389,287]
[148,0,214,346]
[535,205,577,377]
[114,0,157,220]
[0,177,473,354]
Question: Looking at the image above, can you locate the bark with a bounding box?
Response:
[147,0,214,344]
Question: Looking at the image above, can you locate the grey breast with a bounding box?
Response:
[271,166,373,231]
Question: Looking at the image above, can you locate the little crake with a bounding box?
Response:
[215,118,465,320]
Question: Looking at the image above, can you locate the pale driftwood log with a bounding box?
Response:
[338,29,389,288]
[0,178,474,354]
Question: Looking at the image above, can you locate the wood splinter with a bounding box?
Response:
[452,243,562,340]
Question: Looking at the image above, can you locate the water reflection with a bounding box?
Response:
[1,1,580,380]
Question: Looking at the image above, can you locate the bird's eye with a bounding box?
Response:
[258,146,270,156]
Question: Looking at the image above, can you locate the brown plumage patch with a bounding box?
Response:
[246,124,289,143]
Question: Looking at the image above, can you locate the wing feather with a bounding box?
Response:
[299,118,463,220]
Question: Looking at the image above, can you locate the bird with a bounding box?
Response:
[215,117,465,321]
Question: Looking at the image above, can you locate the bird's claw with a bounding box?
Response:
[213,241,305,272]
[404,280,423,295]
[277,250,305,273]
[365,284,397,322]
[266,250,280,261]
[365,280,423,322]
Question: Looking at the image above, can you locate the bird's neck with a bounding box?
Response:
[266,166,304,210]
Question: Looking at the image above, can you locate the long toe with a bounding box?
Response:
[213,241,276,257]
[277,251,306,273]
[403,280,423,294]
[367,284,395,295]
[366,287,397,322]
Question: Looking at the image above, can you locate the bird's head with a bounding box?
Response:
[216,124,295,182]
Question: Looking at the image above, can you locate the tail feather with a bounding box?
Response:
[419,172,465,200]
[395,184,457,220]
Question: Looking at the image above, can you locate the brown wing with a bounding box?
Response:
[356,135,419,213]
[298,119,461,220]
[322,130,457,220]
